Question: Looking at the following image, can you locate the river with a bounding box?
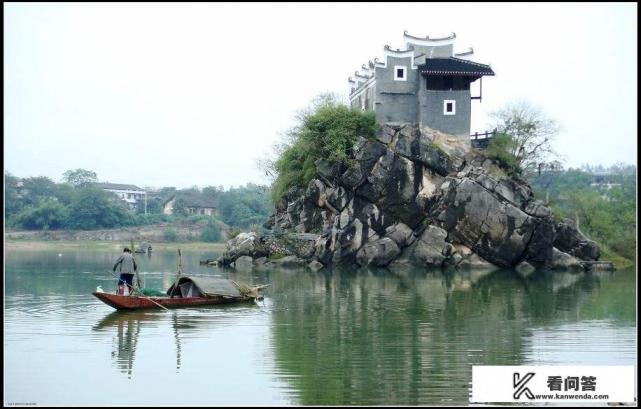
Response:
[4,245,636,405]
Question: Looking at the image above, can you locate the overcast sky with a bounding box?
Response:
[4,2,637,189]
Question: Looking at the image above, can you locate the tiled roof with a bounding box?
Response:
[163,192,217,208]
[421,57,495,76]
[94,182,145,191]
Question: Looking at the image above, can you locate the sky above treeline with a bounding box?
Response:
[4,3,637,189]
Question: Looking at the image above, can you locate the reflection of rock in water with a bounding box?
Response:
[268,267,618,405]
[549,271,582,293]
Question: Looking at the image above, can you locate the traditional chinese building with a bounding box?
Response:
[348,31,495,138]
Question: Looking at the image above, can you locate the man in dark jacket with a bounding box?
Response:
[113,247,140,294]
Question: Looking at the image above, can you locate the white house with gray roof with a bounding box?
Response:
[348,31,494,138]
[93,182,147,205]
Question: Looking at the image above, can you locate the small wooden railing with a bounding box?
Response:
[470,129,497,149]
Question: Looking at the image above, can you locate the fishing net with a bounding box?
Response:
[132,288,167,297]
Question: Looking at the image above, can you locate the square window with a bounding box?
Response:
[394,66,407,81]
[443,100,456,115]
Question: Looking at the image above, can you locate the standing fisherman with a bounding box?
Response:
[113,247,141,295]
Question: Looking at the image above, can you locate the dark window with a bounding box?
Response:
[396,68,405,79]
[446,102,454,113]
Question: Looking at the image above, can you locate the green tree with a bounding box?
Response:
[21,176,58,206]
[66,187,131,229]
[489,100,560,175]
[200,221,222,242]
[54,183,76,206]
[217,183,273,229]
[4,171,23,218]
[14,200,68,230]
[163,227,178,241]
[485,132,520,175]
[529,165,636,262]
[269,94,377,203]
[62,168,98,187]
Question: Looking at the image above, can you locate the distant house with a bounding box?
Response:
[589,172,622,190]
[93,183,147,207]
[162,193,217,216]
[15,180,26,198]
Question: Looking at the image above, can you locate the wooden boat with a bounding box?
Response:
[93,276,267,310]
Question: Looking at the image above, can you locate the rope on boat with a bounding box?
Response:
[230,280,271,298]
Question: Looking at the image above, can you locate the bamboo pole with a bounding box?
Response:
[130,239,142,289]
[170,249,183,298]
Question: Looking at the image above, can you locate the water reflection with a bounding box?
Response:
[267,266,635,405]
[4,247,635,406]
[93,311,172,378]
[91,301,264,379]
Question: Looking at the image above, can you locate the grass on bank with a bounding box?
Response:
[4,240,227,252]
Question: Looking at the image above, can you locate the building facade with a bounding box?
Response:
[94,183,146,206]
[348,31,494,138]
[162,194,217,217]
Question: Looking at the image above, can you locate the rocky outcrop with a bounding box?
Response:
[225,124,599,272]
[553,218,600,261]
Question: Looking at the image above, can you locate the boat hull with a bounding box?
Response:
[92,292,255,310]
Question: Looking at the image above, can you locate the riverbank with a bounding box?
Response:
[4,221,224,243]
[5,240,226,252]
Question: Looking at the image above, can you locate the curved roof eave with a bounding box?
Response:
[383,44,415,54]
[454,47,474,57]
[403,30,456,46]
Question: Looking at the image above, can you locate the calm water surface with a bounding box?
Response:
[4,246,637,405]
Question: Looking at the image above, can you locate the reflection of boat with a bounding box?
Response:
[93,276,268,310]
[92,310,165,330]
[92,310,182,377]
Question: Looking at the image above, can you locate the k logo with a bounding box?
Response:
[513,372,535,400]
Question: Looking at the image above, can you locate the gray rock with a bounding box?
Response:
[434,178,535,267]
[515,261,536,277]
[524,200,552,218]
[554,219,600,261]
[475,173,497,191]
[270,255,306,267]
[225,232,269,261]
[549,247,585,272]
[411,225,449,266]
[416,139,452,176]
[356,237,400,267]
[457,253,500,271]
[314,235,333,265]
[327,186,350,212]
[393,225,450,267]
[340,165,365,190]
[331,218,364,264]
[384,223,415,248]
[258,125,599,271]
[253,257,268,265]
[376,127,394,144]
[315,158,342,185]
[234,256,254,269]
[308,260,325,271]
